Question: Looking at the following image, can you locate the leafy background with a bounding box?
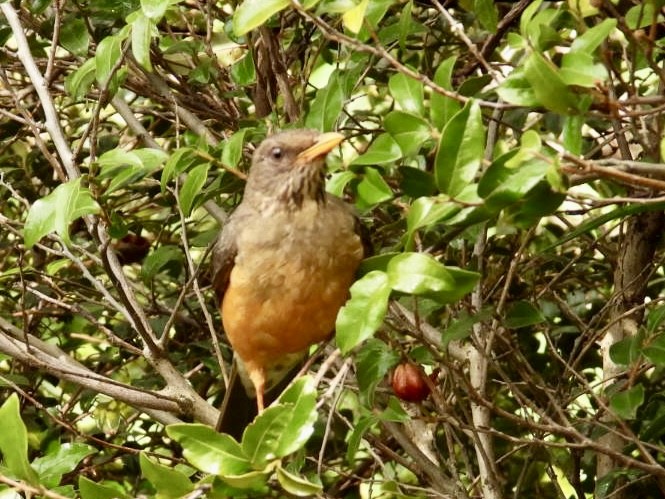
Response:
[1,0,665,498]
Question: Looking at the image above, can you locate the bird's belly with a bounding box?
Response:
[221,216,363,367]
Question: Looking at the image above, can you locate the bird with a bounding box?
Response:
[211,129,366,436]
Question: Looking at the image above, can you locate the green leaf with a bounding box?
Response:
[139,453,194,498]
[65,58,96,100]
[33,443,96,488]
[346,415,377,463]
[383,111,431,157]
[95,32,125,86]
[162,147,201,191]
[610,384,644,420]
[231,52,256,86]
[474,0,497,32]
[141,0,173,20]
[357,167,393,208]
[479,153,548,210]
[276,464,323,497]
[233,0,290,36]
[351,133,402,166]
[519,0,543,37]
[399,166,437,198]
[355,338,400,405]
[625,3,658,30]
[643,335,665,366]
[79,476,129,499]
[24,178,100,248]
[179,163,210,216]
[523,52,578,114]
[0,394,39,484]
[563,115,584,156]
[222,129,249,168]
[141,245,183,281]
[242,377,317,468]
[435,99,485,196]
[326,171,356,197]
[60,17,89,56]
[504,301,546,328]
[131,12,154,71]
[166,424,252,475]
[305,72,344,132]
[609,337,641,366]
[388,72,424,116]
[387,252,453,296]
[560,52,608,87]
[496,71,540,107]
[442,308,493,346]
[342,0,369,34]
[570,18,616,54]
[405,196,456,249]
[336,271,391,354]
[430,56,460,129]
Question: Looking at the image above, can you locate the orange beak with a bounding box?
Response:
[296,132,345,163]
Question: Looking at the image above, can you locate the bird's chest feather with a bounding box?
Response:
[222,200,363,359]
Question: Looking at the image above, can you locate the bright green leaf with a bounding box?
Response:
[384,111,431,156]
[24,178,100,248]
[33,443,95,488]
[166,424,252,475]
[79,476,129,499]
[179,162,210,216]
[305,73,344,132]
[388,72,424,116]
[570,18,616,54]
[0,394,39,484]
[435,99,485,196]
[357,167,393,208]
[233,0,289,36]
[65,58,96,100]
[351,134,402,166]
[523,52,578,114]
[141,0,173,20]
[336,271,391,354]
[139,453,194,498]
[276,464,323,497]
[222,129,249,169]
[95,32,125,86]
[430,56,460,129]
[387,252,454,296]
[131,12,154,71]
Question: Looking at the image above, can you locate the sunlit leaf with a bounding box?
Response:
[233,0,289,36]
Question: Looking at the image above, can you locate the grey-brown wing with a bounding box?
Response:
[211,216,239,302]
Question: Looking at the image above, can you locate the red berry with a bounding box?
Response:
[391,363,431,402]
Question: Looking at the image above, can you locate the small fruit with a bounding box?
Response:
[391,363,430,402]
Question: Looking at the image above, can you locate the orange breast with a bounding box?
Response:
[221,200,364,371]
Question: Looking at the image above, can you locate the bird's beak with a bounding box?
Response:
[296,132,345,163]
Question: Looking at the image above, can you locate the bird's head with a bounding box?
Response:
[245,129,344,209]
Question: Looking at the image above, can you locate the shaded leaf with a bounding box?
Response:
[610,384,644,420]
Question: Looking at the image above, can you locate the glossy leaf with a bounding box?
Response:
[276,464,323,496]
[435,99,485,197]
[24,178,100,248]
[610,384,644,420]
[79,476,129,499]
[351,133,402,166]
[0,394,39,484]
[33,443,95,488]
[166,424,252,475]
[388,72,424,116]
[139,453,194,498]
[388,252,454,296]
[179,162,210,216]
[383,111,431,156]
[131,12,154,71]
[222,129,248,168]
[305,72,344,132]
[570,18,616,54]
[233,0,289,36]
[357,167,393,208]
[65,58,96,100]
[523,52,578,114]
[430,56,460,129]
[496,71,540,107]
[336,271,391,354]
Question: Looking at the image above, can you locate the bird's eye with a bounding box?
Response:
[270,147,283,160]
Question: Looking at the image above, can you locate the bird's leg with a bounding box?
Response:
[249,367,266,413]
